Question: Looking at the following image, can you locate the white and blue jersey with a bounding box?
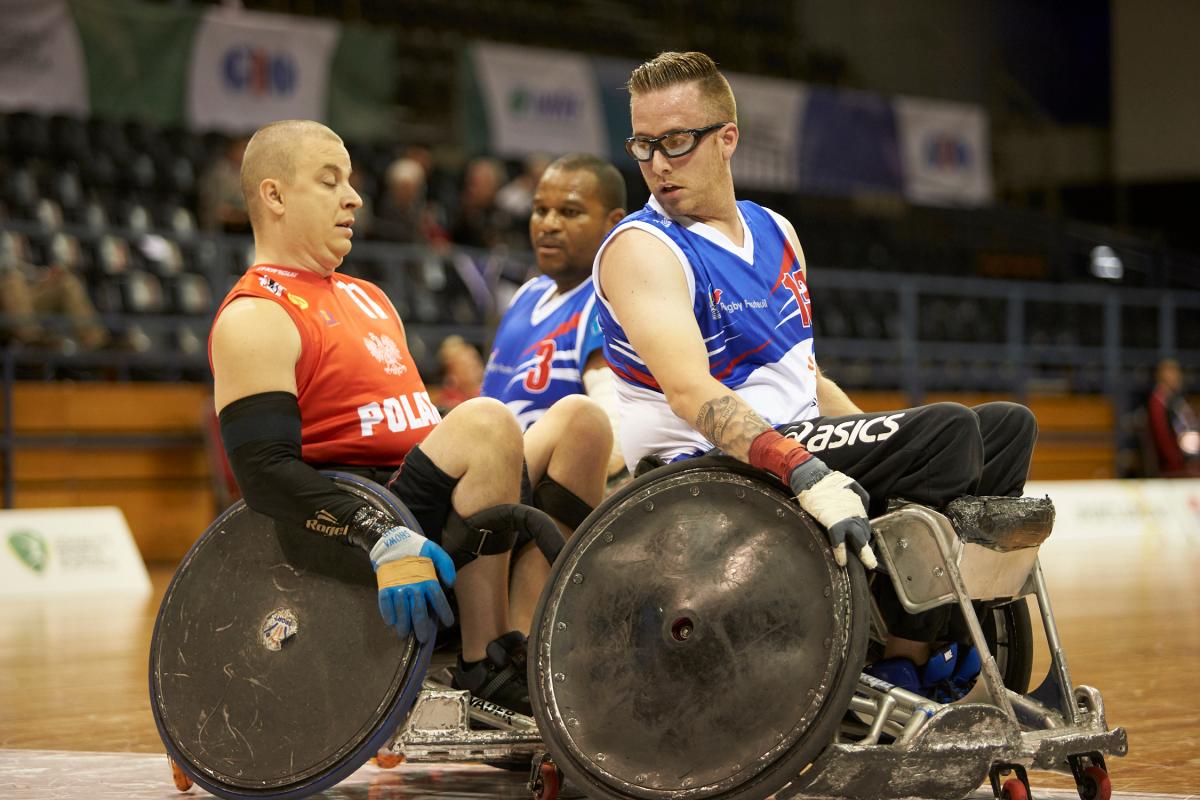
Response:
[482,275,604,430]
[593,195,820,469]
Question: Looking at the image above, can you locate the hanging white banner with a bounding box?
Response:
[0,0,89,115]
[472,42,607,158]
[0,506,151,597]
[187,7,339,133]
[1026,478,1200,543]
[726,72,806,192]
[895,96,993,206]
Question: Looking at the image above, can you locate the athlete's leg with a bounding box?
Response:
[778,402,985,511]
[510,394,612,632]
[973,402,1038,496]
[395,396,524,662]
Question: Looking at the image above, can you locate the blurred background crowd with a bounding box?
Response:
[1,0,1198,508]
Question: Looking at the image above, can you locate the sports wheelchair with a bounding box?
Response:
[150,459,1126,800]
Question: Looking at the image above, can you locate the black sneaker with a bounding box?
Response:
[451,631,532,717]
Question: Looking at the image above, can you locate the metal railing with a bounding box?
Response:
[4,225,1200,506]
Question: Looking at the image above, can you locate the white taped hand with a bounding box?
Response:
[791,465,878,569]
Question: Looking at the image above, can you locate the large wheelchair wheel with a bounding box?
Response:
[529,456,870,800]
[149,473,431,800]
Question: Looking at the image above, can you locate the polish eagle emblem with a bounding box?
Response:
[364,332,407,375]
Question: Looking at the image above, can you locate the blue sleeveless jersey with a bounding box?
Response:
[482,275,604,430]
[592,196,820,467]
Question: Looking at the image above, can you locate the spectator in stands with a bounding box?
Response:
[403,143,455,222]
[436,334,484,410]
[198,136,250,233]
[450,157,514,250]
[1148,358,1200,476]
[0,231,107,351]
[496,153,551,223]
[374,157,442,245]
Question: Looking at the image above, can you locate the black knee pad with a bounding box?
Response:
[532,474,594,531]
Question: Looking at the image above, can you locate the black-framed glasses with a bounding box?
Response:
[624,122,729,162]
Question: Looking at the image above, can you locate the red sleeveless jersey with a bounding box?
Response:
[210,264,439,466]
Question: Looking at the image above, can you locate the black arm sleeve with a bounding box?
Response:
[218,391,394,552]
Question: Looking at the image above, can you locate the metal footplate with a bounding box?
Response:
[785,496,1127,800]
[380,678,544,764]
[781,687,1127,800]
[782,703,1017,800]
[1016,683,1129,773]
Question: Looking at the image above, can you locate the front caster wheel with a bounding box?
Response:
[1001,777,1028,800]
[532,761,561,800]
[1078,765,1112,800]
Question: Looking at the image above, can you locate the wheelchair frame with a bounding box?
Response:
[782,502,1126,800]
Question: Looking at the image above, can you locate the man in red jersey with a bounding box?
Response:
[209,120,611,715]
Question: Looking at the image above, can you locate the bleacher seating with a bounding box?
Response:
[4,101,1200,557]
[2,104,1198,423]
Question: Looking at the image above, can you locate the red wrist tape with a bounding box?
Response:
[748,429,813,483]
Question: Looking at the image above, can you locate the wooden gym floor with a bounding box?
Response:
[0,522,1197,799]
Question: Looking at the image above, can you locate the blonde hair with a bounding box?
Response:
[627,51,737,124]
[240,120,343,224]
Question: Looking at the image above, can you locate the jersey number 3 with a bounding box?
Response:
[524,340,555,393]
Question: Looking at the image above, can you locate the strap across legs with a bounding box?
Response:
[441,503,566,566]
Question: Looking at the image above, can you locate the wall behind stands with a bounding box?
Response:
[1113,0,1200,181]
[2,382,216,563]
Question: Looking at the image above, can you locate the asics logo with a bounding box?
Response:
[784,412,906,452]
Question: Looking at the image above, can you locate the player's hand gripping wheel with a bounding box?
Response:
[750,429,877,569]
[369,525,456,643]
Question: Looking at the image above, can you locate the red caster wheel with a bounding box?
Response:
[167,756,193,792]
[1001,777,1028,800]
[374,749,406,769]
[1078,765,1112,800]
[532,761,561,800]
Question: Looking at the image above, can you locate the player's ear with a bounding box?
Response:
[606,208,626,228]
[719,123,738,161]
[260,178,285,218]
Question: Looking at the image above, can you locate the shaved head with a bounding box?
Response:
[241,120,343,226]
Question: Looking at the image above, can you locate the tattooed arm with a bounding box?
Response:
[597,228,776,462]
[693,395,774,460]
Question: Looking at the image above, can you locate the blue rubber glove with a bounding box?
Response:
[788,458,877,569]
[369,526,456,643]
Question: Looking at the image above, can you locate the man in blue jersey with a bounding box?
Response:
[594,52,1038,699]
[484,153,629,479]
